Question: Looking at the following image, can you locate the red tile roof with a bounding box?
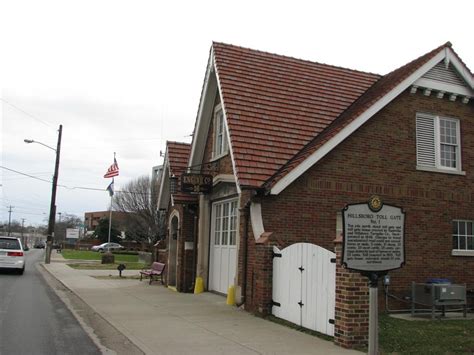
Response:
[266,42,455,190]
[213,42,381,188]
[167,141,191,176]
[167,141,198,204]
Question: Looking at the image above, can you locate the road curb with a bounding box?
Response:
[40,262,151,354]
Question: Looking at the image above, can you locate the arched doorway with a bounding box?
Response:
[168,214,179,288]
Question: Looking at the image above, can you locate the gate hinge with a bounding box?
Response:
[328,319,335,324]
[272,300,281,307]
[272,251,282,258]
[298,266,304,272]
[330,258,336,263]
[298,301,304,307]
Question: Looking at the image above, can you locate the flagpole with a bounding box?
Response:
[108,188,113,244]
[104,152,118,245]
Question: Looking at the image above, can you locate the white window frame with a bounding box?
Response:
[451,220,474,256]
[212,104,228,159]
[416,113,464,175]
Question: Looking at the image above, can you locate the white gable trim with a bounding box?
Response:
[271,49,455,195]
[446,49,474,89]
[188,48,216,169]
[415,78,472,97]
[157,152,171,210]
[213,174,235,186]
[212,54,242,194]
[188,46,240,194]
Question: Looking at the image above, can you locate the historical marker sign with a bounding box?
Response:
[66,228,80,239]
[181,173,213,194]
[342,197,405,272]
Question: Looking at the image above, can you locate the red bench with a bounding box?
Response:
[139,262,165,285]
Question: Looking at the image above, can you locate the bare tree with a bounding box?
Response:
[112,175,163,242]
[54,214,82,243]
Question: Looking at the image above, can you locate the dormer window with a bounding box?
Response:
[213,105,228,158]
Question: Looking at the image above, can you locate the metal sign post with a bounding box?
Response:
[342,196,406,355]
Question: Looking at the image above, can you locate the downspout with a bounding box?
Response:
[236,201,251,307]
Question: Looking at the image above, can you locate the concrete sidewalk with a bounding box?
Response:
[44,254,360,355]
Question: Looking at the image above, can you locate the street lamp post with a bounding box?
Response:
[24,124,62,264]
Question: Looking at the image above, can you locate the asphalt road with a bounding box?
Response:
[0,249,101,355]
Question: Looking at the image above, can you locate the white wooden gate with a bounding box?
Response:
[272,243,336,336]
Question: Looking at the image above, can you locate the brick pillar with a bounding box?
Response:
[253,237,274,315]
[334,235,369,349]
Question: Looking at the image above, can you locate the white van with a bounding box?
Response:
[0,236,26,274]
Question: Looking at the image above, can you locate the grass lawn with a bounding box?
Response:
[67,262,147,270]
[379,313,474,354]
[61,250,139,263]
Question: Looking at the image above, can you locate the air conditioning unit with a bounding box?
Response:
[411,281,467,319]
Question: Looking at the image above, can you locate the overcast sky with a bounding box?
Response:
[1,0,473,226]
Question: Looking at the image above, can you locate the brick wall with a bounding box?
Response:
[167,204,197,292]
[245,90,473,347]
[261,89,474,294]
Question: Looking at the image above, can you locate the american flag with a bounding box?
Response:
[104,157,119,178]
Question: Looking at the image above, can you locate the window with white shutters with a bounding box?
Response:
[416,113,462,173]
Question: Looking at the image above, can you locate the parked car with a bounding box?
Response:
[0,236,26,274]
[91,242,124,252]
[34,241,45,249]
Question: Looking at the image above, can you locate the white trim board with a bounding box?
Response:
[250,202,265,241]
[157,151,171,210]
[271,49,456,195]
[212,53,242,194]
[188,47,216,169]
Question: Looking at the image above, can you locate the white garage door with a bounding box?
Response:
[209,198,238,294]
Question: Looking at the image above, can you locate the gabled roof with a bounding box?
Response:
[168,141,191,176]
[167,141,197,204]
[213,42,381,188]
[190,41,472,195]
[157,141,196,210]
[269,42,473,194]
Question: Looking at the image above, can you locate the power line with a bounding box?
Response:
[0,97,54,128]
[1,165,154,196]
[0,166,52,183]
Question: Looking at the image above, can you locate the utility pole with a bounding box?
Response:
[45,124,62,264]
[21,218,26,247]
[57,212,62,248]
[7,206,13,236]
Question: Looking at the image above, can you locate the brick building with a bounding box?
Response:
[157,141,198,292]
[158,41,473,348]
[84,210,129,231]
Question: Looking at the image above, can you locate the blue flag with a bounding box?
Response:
[106,179,114,197]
